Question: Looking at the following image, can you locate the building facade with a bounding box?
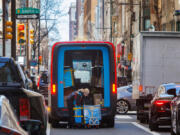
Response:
[75,0,180,84]
[69,2,77,41]
[83,0,98,40]
[76,0,85,39]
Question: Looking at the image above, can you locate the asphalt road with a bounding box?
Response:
[48,114,170,135]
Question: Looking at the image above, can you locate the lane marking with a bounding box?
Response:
[115,115,133,119]
[47,123,51,135]
[132,122,161,135]
[116,121,133,123]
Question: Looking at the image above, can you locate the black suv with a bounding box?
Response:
[149,83,177,131]
[0,57,47,135]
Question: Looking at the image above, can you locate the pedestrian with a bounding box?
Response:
[67,88,90,127]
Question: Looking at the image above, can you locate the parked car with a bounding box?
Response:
[37,71,48,104]
[149,83,179,131]
[0,95,28,135]
[168,85,180,135]
[0,57,47,135]
[116,85,136,114]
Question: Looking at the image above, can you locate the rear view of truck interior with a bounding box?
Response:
[63,50,105,107]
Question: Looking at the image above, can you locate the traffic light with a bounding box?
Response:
[29,29,34,45]
[5,21,13,39]
[17,23,25,45]
[39,56,42,65]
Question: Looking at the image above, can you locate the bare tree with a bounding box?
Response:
[31,0,66,58]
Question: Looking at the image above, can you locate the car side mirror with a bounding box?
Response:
[21,120,41,133]
[167,88,177,97]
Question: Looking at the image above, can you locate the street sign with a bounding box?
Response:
[16,7,40,15]
[16,14,39,19]
[17,56,25,65]
[175,10,180,16]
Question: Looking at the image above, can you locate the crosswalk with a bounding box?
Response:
[115,115,133,119]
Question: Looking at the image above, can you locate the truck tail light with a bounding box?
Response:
[112,83,117,94]
[19,98,30,120]
[51,84,56,95]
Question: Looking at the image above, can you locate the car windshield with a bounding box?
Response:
[0,62,21,86]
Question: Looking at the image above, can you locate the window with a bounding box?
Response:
[0,63,19,82]
[144,0,150,6]
[162,24,166,31]
[170,21,175,31]
[73,60,92,83]
[143,8,150,17]
[177,21,180,31]
[144,19,150,31]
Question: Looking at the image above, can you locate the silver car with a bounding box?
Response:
[116,85,136,114]
[0,96,28,135]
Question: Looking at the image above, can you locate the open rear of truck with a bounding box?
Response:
[132,32,180,122]
[49,41,117,127]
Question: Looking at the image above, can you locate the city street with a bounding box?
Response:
[1,0,180,135]
[48,114,170,135]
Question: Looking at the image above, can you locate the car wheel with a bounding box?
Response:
[149,119,158,131]
[116,100,129,114]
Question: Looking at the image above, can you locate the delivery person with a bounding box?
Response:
[67,88,90,127]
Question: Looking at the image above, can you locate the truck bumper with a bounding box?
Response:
[50,107,115,122]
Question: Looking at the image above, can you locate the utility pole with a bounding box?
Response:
[11,0,16,59]
[26,0,30,70]
[38,0,41,74]
[2,0,6,56]
[130,0,133,53]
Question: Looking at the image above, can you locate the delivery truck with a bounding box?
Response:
[132,32,180,122]
[48,41,117,128]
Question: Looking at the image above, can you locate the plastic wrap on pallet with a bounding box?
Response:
[84,105,101,125]
[73,106,83,124]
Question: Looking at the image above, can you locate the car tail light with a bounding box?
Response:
[154,100,170,106]
[37,76,40,87]
[51,84,56,95]
[19,98,30,120]
[112,83,117,94]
